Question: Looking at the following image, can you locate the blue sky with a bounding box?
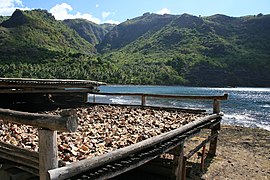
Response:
[0,0,269,24]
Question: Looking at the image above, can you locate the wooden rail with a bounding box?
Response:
[0,108,78,180]
[90,92,228,106]
[0,108,78,132]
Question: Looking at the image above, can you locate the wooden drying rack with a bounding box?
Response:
[0,91,228,180]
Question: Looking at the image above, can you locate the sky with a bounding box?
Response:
[0,0,269,24]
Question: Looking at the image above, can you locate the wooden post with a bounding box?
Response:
[181,157,187,180]
[209,99,221,156]
[213,99,220,114]
[84,93,88,103]
[200,145,206,171]
[93,94,96,103]
[39,129,58,180]
[141,94,146,106]
[171,143,184,180]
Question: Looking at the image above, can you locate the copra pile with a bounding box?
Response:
[0,105,206,164]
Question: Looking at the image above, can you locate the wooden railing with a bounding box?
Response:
[89,92,228,111]
[0,108,78,180]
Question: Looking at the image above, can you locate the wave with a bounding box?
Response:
[261,104,270,108]
[223,114,270,131]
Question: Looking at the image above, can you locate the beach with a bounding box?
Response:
[185,125,270,180]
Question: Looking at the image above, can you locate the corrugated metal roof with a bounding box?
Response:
[0,78,106,88]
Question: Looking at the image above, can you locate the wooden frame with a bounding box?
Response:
[0,92,228,180]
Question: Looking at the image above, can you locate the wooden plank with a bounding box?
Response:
[48,113,222,180]
[39,129,58,180]
[0,158,39,176]
[0,151,39,170]
[0,141,38,163]
[0,108,78,132]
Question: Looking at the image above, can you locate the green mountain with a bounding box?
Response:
[63,19,115,45]
[97,13,178,52]
[0,9,96,63]
[0,16,9,23]
[98,13,270,86]
[0,9,269,87]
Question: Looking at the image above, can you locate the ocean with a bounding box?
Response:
[89,85,270,131]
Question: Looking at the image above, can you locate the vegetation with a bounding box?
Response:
[63,19,115,45]
[0,10,269,87]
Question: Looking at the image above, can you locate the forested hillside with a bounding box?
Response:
[63,19,115,45]
[98,13,270,86]
[0,10,269,86]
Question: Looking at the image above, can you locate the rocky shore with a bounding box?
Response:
[0,105,206,165]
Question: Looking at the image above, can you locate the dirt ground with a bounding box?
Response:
[114,125,270,180]
[186,125,270,180]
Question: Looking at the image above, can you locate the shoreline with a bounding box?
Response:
[101,84,270,88]
[186,124,270,179]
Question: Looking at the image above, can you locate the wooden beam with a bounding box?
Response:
[0,141,38,163]
[0,108,78,132]
[39,129,58,180]
[0,150,39,170]
[48,113,222,180]
[91,92,228,101]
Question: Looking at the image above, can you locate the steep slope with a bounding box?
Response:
[63,19,115,45]
[97,13,178,52]
[0,16,9,23]
[0,9,269,86]
[0,9,95,63]
[100,13,270,86]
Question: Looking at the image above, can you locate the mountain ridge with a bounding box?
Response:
[0,9,269,87]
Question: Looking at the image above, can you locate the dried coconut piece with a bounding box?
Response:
[79,145,89,153]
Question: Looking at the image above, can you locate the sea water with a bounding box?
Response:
[89,85,270,131]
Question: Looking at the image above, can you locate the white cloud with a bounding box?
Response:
[0,0,29,16]
[103,19,120,25]
[157,8,171,15]
[95,4,99,8]
[102,11,111,19]
[49,3,101,24]
[0,0,22,8]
